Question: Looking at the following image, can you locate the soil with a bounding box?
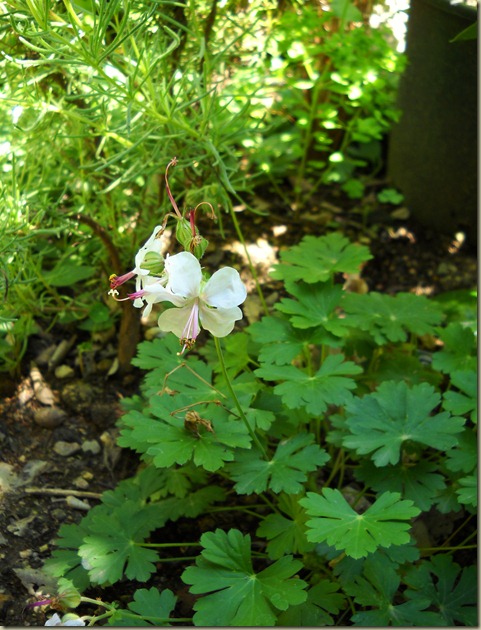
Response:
[0,186,477,626]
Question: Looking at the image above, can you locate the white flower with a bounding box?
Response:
[109,225,165,293]
[45,613,85,626]
[155,251,247,351]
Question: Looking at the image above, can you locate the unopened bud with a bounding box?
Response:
[57,579,81,608]
[191,234,209,259]
[175,218,193,251]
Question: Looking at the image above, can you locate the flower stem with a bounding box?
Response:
[214,336,268,459]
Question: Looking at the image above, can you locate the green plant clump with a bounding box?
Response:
[42,228,477,626]
[0,0,404,372]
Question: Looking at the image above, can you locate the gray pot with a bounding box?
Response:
[387,0,477,249]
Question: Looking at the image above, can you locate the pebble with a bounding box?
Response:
[54,365,75,379]
[33,407,67,429]
[73,476,89,489]
[52,508,67,521]
[81,440,101,455]
[53,441,81,456]
[66,495,90,510]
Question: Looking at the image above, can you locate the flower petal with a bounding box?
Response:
[199,305,243,337]
[165,252,202,298]
[201,267,247,308]
[158,305,196,338]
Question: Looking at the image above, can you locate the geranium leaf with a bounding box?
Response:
[456,473,477,508]
[255,354,362,414]
[270,233,372,284]
[276,282,347,338]
[248,315,326,365]
[342,292,444,345]
[256,494,314,559]
[404,555,477,625]
[342,381,465,466]
[443,370,477,422]
[182,529,307,626]
[300,489,420,559]
[119,398,251,472]
[277,581,347,626]
[229,434,329,495]
[431,322,477,374]
[78,501,164,585]
[355,460,446,511]
[108,587,177,626]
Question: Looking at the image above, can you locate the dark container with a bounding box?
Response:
[387,0,477,249]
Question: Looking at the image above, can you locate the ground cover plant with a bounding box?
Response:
[0,0,477,626]
[33,161,476,626]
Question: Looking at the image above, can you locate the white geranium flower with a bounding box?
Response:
[109,225,165,292]
[155,251,247,352]
[45,613,85,626]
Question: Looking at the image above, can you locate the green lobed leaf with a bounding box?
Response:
[355,459,446,511]
[456,473,477,508]
[431,322,477,374]
[108,587,177,626]
[248,315,328,365]
[443,370,477,423]
[182,529,307,626]
[256,494,314,560]
[277,580,347,626]
[78,501,165,585]
[300,489,420,559]
[119,397,251,472]
[444,428,477,474]
[342,292,444,345]
[404,555,477,625]
[229,433,330,495]
[344,551,443,625]
[342,381,466,467]
[276,281,348,338]
[270,233,372,284]
[255,353,362,414]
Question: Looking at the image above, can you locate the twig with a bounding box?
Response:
[24,487,103,500]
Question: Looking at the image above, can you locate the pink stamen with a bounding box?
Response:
[178,301,200,354]
[110,271,135,289]
[27,599,53,608]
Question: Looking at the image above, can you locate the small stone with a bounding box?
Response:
[54,365,75,379]
[73,476,89,489]
[52,509,67,521]
[19,549,32,559]
[33,407,67,429]
[66,495,90,511]
[81,440,101,455]
[53,441,81,456]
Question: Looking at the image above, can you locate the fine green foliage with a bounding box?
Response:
[301,489,420,559]
[182,529,308,626]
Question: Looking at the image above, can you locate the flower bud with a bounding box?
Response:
[175,218,193,251]
[57,579,81,609]
[191,234,209,259]
[139,251,164,276]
